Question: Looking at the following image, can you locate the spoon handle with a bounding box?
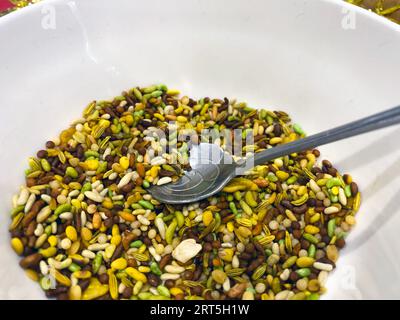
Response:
[252,105,400,166]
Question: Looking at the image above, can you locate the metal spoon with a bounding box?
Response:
[149,105,400,204]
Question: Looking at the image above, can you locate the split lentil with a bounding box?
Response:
[9,84,361,300]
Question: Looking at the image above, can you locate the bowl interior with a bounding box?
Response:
[1,0,400,299]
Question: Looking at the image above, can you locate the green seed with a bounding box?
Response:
[81,182,92,193]
[229,202,238,215]
[92,253,103,274]
[39,276,53,290]
[307,293,320,300]
[308,244,316,258]
[293,123,305,135]
[303,233,318,244]
[328,219,336,238]
[68,262,82,272]
[66,167,78,179]
[157,285,171,297]
[55,204,72,216]
[296,268,311,278]
[41,159,51,172]
[150,262,162,276]
[326,178,342,189]
[130,240,143,248]
[138,292,152,300]
[344,185,352,197]
[138,200,154,210]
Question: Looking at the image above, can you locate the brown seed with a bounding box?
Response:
[182,270,194,280]
[159,254,172,270]
[148,273,161,287]
[164,279,175,289]
[336,238,346,249]
[122,287,133,299]
[22,200,45,227]
[227,282,247,299]
[20,253,42,269]
[122,233,137,251]
[98,273,109,285]
[350,182,358,197]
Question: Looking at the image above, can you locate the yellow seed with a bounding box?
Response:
[85,159,99,171]
[296,257,315,268]
[39,247,57,258]
[126,267,147,283]
[112,225,120,236]
[105,244,116,259]
[138,266,151,273]
[305,225,320,234]
[125,114,134,126]
[285,209,297,222]
[236,226,252,238]
[227,222,234,232]
[149,166,159,178]
[153,113,165,121]
[219,248,234,262]
[92,212,102,229]
[81,227,92,241]
[11,238,24,255]
[111,258,127,270]
[244,191,258,207]
[309,213,321,224]
[68,241,81,255]
[170,287,184,296]
[66,226,78,242]
[177,116,187,123]
[345,215,356,226]
[270,137,282,145]
[111,234,122,246]
[73,270,92,279]
[52,269,71,287]
[71,199,81,209]
[297,186,307,196]
[25,269,39,282]
[82,278,109,300]
[102,198,113,209]
[48,235,58,247]
[69,285,82,300]
[119,156,130,170]
[202,210,213,227]
[353,192,361,212]
[276,171,289,181]
[331,186,339,195]
[109,271,118,300]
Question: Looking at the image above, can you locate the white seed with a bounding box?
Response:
[118,172,134,189]
[61,238,72,250]
[338,188,347,206]
[280,268,290,281]
[165,265,185,274]
[316,191,326,200]
[157,177,172,186]
[309,179,321,193]
[323,198,331,207]
[40,261,49,275]
[82,250,96,259]
[57,194,67,204]
[88,243,109,251]
[269,220,279,231]
[24,193,36,213]
[68,190,80,198]
[17,188,30,206]
[41,194,52,204]
[255,282,266,294]
[81,211,87,226]
[148,229,157,239]
[59,212,73,220]
[318,270,329,286]
[313,262,333,272]
[160,273,180,281]
[223,277,231,292]
[232,255,240,269]
[84,191,104,203]
[275,290,291,300]
[172,239,202,264]
[36,206,52,223]
[34,223,44,237]
[324,206,339,215]
[97,233,108,244]
[137,215,150,226]
[150,156,167,166]
[148,246,161,262]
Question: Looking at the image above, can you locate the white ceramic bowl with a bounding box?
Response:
[1,0,400,300]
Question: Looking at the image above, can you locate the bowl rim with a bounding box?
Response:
[1,0,400,34]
